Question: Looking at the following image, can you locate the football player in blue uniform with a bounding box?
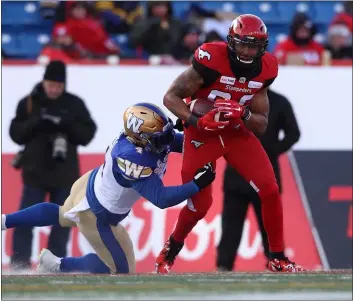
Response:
[2,103,215,274]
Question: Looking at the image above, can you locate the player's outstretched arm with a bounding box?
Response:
[131,163,215,209]
[163,66,204,122]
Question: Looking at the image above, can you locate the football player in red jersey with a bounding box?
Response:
[156,14,304,273]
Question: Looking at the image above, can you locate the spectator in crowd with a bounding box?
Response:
[171,23,201,61]
[185,3,239,40]
[54,1,120,57]
[39,24,89,63]
[325,23,352,59]
[273,13,326,65]
[331,1,353,33]
[204,30,224,43]
[95,1,144,34]
[53,1,98,23]
[216,89,300,271]
[9,60,97,269]
[129,1,182,55]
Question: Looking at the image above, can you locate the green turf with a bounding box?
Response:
[2,271,352,300]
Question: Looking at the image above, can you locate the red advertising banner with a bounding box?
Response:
[1,153,322,272]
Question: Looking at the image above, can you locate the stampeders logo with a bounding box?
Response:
[225,85,252,93]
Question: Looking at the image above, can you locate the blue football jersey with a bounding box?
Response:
[92,133,186,214]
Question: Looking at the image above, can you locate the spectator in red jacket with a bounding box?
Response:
[273,13,325,65]
[64,2,120,57]
[39,24,88,63]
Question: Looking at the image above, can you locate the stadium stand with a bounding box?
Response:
[1,1,344,59]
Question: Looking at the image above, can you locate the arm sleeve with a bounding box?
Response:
[131,173,199,209]
[171,133,184,153]
[274,98,301,154]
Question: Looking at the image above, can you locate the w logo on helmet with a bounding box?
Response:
[127,113,144,133]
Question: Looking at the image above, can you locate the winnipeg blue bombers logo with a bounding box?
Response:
[127,113,144,133]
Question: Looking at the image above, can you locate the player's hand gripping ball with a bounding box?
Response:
[188,98,234,131]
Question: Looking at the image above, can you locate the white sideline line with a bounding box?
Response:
[288,151,330,270]
[3,292,352,300]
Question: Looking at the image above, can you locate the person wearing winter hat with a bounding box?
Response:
[39,24,87,63]
[8,60,96,270]
[325,23,352,59]
[273,12,326,65]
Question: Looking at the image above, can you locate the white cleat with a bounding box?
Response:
[37,249,61,274]
[1,214,7,230]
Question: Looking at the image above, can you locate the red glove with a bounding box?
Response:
[214,99,251,121]
[197,108,230,131]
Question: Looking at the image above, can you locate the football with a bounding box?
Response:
[189,98,228,121]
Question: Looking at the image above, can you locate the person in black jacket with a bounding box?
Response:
[216,89,300,271]
[9,60,97,269]
[129,1,182,55]
[171,23,201,61]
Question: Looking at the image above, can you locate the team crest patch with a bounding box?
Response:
[198,48,211,61]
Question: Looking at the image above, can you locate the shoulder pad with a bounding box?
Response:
[113,137,156,180]
[193,42,227,70]
[117,156,153,180]
[262,52,279,79]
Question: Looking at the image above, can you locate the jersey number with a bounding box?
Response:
[207,89,254,105]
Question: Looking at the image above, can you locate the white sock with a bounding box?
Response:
[2,214,7,230]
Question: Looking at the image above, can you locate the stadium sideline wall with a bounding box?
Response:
[2,65,352,271]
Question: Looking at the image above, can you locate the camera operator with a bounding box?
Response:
[9,60,97,269]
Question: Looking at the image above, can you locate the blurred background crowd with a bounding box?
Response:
[2,0,352,65]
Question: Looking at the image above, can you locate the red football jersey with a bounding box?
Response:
[189,42,278,107]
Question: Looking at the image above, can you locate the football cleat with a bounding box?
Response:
[37,248,61,274]
[155,236,184,274]
[267,257,305,272]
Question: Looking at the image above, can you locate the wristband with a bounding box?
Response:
[188,114,199,128]
[242,107,252,121]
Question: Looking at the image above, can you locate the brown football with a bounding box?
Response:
[189,98,228,121]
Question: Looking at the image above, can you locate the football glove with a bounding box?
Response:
[214,99,251,121]
[193,163,216,190]
[196,109,230,131]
